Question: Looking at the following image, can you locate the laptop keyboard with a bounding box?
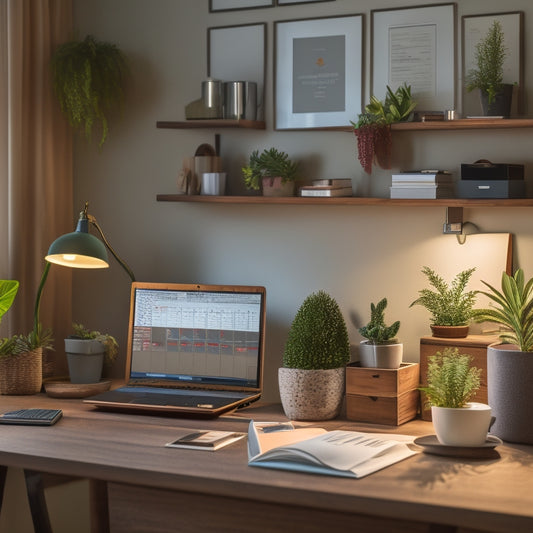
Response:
[129,393,244,408]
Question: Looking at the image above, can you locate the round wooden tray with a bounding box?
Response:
[44,378,112,398]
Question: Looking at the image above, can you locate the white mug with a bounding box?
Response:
[201,172,226,196]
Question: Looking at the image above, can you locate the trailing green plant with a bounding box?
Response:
[359,298,400,344]
[410,266,477,326]
[351,84,416,173]
[283,290,350,370]
[71,322,119,365]
[420,347,482,408]
[242,148,298,190]
[51,34,129,147]
[465,20,507,105]
[472,268,533,352]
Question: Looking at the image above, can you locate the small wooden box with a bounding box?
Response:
[345,363,420,425]
[419,334,499,420]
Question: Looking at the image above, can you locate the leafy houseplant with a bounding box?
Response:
[358,298,402,368]
[472,269,533,444]
[242,148,298,196]
[352,84,416,173]
[279,290,350,420]
[420,347,489,447]
[465,20,512,116]
[410,266,477,338]
[51,35,129,147]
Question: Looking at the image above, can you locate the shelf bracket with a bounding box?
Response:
[443,207,463,234]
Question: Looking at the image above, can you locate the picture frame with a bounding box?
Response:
[462,12,524,116]
[209,0,273,12]
[371,3,456,112]
[274,14,363,130]
[208,23,266,121]
[277,0,335,5]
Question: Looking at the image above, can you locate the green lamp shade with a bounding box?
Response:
[45,231,109,269]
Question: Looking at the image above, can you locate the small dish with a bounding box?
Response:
[414,434,502,458]
[44,378,112,398]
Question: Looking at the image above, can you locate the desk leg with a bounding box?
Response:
[24,470,53,533]
[0,466,6,507]
[429,525,458,533]
[90,479,109,533]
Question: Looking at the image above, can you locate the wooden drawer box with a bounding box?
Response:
[419,334,499,420]
[345,363,420,425]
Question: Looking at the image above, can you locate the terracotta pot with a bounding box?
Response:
[278,367,345,421]
[430,325,469,338]
[262,177,295,197]
[358,341,403,369]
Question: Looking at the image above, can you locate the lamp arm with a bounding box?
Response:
[34,261,51,334]
[88,216,136,282]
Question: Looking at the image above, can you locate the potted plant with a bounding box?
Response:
[352,84,416,173]
[465,20,513,117]
[65,323,118,384]
[242,147,298,197]
[472,268,533,444]
[279,290,350,420]
[51,34,129,147]
[358,298,402,368]
[0,280,54,395]
[420,347,490,446]
[410,266,477,338]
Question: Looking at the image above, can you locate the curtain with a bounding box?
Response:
[1,0,73,375]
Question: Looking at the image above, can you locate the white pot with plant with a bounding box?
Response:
[279,290,350,421]
[410,266,477,338]
[65,323,118,384]
[420,347,490,447]
[358,298,402,369]
[242,147,298,197]
[473,268,533,444]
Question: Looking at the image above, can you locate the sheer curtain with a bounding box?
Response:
[1,0,73,374]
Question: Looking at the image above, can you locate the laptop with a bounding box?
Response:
[84,282,266,417]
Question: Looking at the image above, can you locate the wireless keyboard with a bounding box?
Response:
[0,408,63,425]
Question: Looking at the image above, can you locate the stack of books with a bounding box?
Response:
[299,178,353,197]
[390,170,454,199]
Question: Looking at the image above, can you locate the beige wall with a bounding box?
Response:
[70,0,533,402]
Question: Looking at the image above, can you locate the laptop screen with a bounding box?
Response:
[127,283,265,390]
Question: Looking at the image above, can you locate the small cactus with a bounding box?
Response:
[359,298,400,344]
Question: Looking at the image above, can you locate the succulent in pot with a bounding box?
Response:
[279,290,350,420]
[420,347,490,447]
[358,298,402,369]
[410,266,477,338]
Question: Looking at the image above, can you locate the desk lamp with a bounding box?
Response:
[34,202,135,334]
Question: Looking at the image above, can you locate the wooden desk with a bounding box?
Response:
[0,395,531,533]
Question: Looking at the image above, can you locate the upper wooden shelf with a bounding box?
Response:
[156,119,266,130]
[390,118,533,131]
[156,194,533,207]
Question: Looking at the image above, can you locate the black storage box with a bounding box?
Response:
[461,162,524,180]
[457,180,526,199]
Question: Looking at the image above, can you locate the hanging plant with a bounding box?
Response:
[51,35,129,147]
[351,84,416,174]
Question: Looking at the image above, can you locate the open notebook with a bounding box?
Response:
[84,282,266,417]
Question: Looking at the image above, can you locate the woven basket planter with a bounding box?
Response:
[0,348,42,395]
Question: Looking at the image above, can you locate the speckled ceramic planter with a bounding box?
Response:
[488,344,533,444]
[278,367,345,421]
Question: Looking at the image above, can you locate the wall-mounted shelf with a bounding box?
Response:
[156,119,266,130]
[156,194,533,207]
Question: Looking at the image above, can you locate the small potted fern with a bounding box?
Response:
[420,348,490,447]
[279,290,350,420]
[410,266,477,338]
[358,298,402,368]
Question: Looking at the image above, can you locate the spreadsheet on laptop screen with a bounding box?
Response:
[130,288,263,388]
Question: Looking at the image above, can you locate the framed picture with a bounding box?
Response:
[462,12,524,116]
[274,14,363,130]
[371,3,456,112]
[208,23,266,120]
[209,0,273,12]
[277,0,335,5]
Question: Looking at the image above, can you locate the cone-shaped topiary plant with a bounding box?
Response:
[283,290,350,370]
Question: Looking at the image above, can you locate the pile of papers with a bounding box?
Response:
[390,170,454,199]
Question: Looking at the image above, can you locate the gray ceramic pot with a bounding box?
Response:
[488,344,533,444]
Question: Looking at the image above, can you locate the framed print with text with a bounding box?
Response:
[463,12,523,116]
[274,14,363,130]
[372,3,456,112]
[209,0,274,12]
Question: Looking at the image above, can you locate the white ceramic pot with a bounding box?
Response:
[358,341,403,369]
[431,402,492,447]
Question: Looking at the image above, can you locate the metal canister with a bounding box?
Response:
[224,81,257,120]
